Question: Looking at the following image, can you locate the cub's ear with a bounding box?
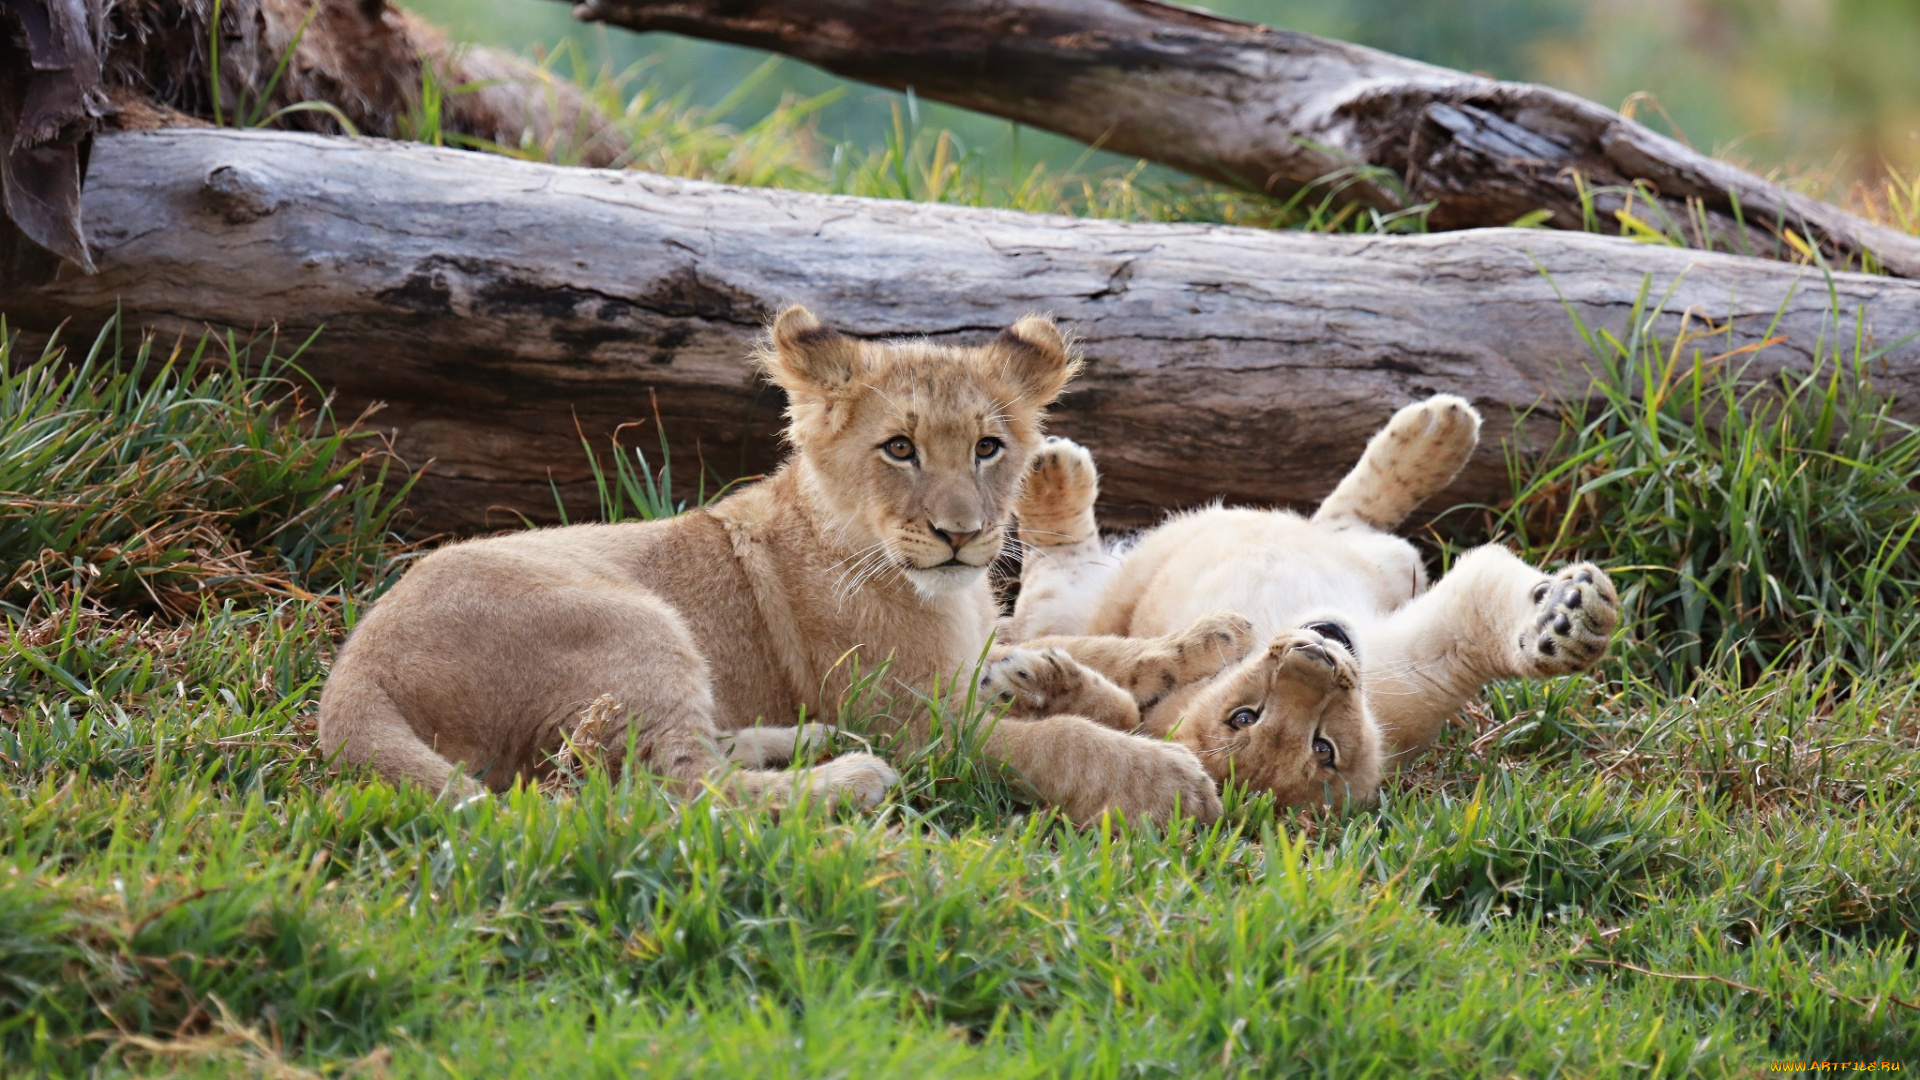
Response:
[990,314,1081,405]
[756,305,863,398]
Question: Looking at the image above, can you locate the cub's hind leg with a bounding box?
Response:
[1362,546,1618,758]
[317,670,487,801]
[1010,436,1117,640]
[521,589,900,808]
[1314,394,1481,532]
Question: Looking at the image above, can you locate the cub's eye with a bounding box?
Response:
[1304,621,1355,657]
[975,437,1004,461]
[881,436,916,462]
[1312,735,1336,768]
[1226,707,1259,730]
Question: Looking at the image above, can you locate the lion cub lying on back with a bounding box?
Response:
[993,395,1620,801]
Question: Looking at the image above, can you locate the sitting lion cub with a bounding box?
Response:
[319,306,1221,824]
[1000,394,1620,798]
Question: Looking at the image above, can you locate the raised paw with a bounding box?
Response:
[1317,394,1483,531]
[1016,436,1100,547]
[981,647,1086,713]
[1382,394,1482,466]
[1516,563,1620,675]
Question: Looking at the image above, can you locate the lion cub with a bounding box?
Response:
[1002,394,1620,791]
[319,307,1220,824]
[980,612,1380,809]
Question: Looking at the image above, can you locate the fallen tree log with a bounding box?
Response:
[566,0,1920,279]
[7,128,1920,535]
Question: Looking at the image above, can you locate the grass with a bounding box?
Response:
[399,46,1439,235]
[0,319,406,621]
[6,299,1920,1075]
[1453,276,1920,686]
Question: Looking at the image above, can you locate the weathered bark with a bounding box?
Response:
[1,0,625,273]
[8,129,1920,535]
[1,0,108,274]
[566,0,1920,279]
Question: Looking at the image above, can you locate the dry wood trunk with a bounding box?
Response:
[567,0,1920,278]
[7,128,1920,536]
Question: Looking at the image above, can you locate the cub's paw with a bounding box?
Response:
[1006,718,1221,827]
[981,647,1085,713]
[720,723,836,767]
[809,752,899,808]
[1516,563,1620,676]
[1122,612,1258,707]
[1085,738,1223,827]
[1383,393,1482,466]
[1266,628,1357,693]
[1157,611,1258,683]
[1016,436,1099,547]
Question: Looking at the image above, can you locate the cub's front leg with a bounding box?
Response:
[1009,436,1116,639]
[717,723,837,768]
[1365,546,1619,756]
[988,611,1257,730]
[982,714,1224,826]
[1509,564,1620,676]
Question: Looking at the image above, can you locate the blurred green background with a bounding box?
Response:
[405,0,1920,194]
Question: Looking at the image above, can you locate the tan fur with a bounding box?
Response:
[1007,395,1621,790]
[1006,437,1114,640]
[987,616,1378,808]
[319,307,1226,825]
[1314,394,1480,531]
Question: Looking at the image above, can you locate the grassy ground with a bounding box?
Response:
[5,280,1920,1076]
[14,16,1916,1074]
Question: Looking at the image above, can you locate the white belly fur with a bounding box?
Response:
[1109,506,1428,647]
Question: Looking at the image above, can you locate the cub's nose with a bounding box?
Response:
[1294,642,1335,667]
[930,524,981,554]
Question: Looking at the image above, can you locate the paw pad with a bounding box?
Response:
[1519,563,1620,675]
[980,648,1073,710]
[1017,438,1100,546]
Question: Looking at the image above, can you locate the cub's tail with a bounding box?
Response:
[1313,394,1481,532]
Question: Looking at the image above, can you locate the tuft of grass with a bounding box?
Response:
[0,319,408,621]
[556,401,753,526]
[206,0,362,136]
[1470,278,1920,686]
